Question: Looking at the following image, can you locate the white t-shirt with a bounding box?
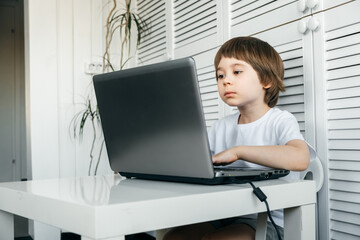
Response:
[208,107,310,227]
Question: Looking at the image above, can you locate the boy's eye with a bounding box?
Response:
[217,74,224,80]
[234,70,242,75]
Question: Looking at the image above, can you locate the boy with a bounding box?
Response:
[164,37,311,240]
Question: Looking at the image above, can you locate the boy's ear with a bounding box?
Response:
[263,82,272,89]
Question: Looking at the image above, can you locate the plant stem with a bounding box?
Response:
[103,0,117,73]
[94,139,105,175]
[88,117,97,176]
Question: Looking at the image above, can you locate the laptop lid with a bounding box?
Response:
[93,57,215,180]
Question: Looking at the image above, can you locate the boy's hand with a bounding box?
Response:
[212,148,238,165]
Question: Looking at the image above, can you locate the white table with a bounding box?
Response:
[0,174,316,240]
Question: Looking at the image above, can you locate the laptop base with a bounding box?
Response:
[120,171,289,185]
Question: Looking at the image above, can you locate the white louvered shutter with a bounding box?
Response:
[172,1,221,127]
[137,0,167,65]
[231,0,303,37]
[324,1,360,239]
[174,0,217,57]
[276,40,306,136]
[193,49,221,129]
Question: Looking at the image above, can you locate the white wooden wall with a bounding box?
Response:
[25,0,118,238]
[26,0,116,182]
[137,0,360,239]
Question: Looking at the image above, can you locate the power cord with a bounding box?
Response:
[246,181,283,240]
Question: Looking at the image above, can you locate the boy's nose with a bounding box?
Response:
[223,77,232,85]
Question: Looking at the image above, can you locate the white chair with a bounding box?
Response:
[299,156,324,192]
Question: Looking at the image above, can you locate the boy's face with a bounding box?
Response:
[216,57,268,109]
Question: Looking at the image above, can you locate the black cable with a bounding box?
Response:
[245,181,283,240]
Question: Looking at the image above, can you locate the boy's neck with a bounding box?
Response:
[237,104,271,124]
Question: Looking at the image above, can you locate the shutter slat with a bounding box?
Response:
[176,16,216,41]
[200,85,217,94]
[329,129,360,139]
[328,97,360,110]
[231,0,257,12]
[139,36,166,53]
[330,190,360,203]
[327,65,360,80]
[174,0,202,16]
[138,0,164,18]
[330,180,360,193]
[175,22,216,44]
[202,98,218,107]
[275,40,301,53]
[203,105,219,114]
[279,48,302,60]
[139,45,167,60]
[232,0,285,26]
[327,56,360,71]
[276,103,304,114]
[328,76,360,90]
[326,33,360,51]
[279,85,304,96]
[331,210,360,226]
[277,94,304,105]
[292,112,305,122]
[198,72,215,81]
[204,112,219,120]
[331,221,360,238]
[325,21,360,40]
[328,86,360,100]
[199,79,216,88]
[283,58,302,69]
[328,108,360,120]
[201,91,218,101]
[327,44,360,61]
[284,76,303,87]
[331,200,360,214]
[198,65,215,75]
[175,7,215,32]
[329,139,360,150]
[329,150,360,161]
[284,67,303,78]
[330,161,360,171]
[141,22,166,45]
[328,119,360,130]
[331,228,360,240]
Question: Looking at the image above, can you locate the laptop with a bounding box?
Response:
[93,57,289,184]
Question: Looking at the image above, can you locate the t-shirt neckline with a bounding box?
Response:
[236,108,274,127]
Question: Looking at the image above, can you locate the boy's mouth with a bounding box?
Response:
[224,91,236,97]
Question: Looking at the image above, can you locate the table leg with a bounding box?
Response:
[284,204,315,240]
[81,236,125,240]
[255,212,267,240]
[0,210,14,240]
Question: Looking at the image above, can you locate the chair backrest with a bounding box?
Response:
[300,156,324,192]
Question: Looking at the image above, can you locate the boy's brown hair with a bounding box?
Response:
[214,36,285,108]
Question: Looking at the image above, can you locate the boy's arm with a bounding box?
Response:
[212,139,310,171]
